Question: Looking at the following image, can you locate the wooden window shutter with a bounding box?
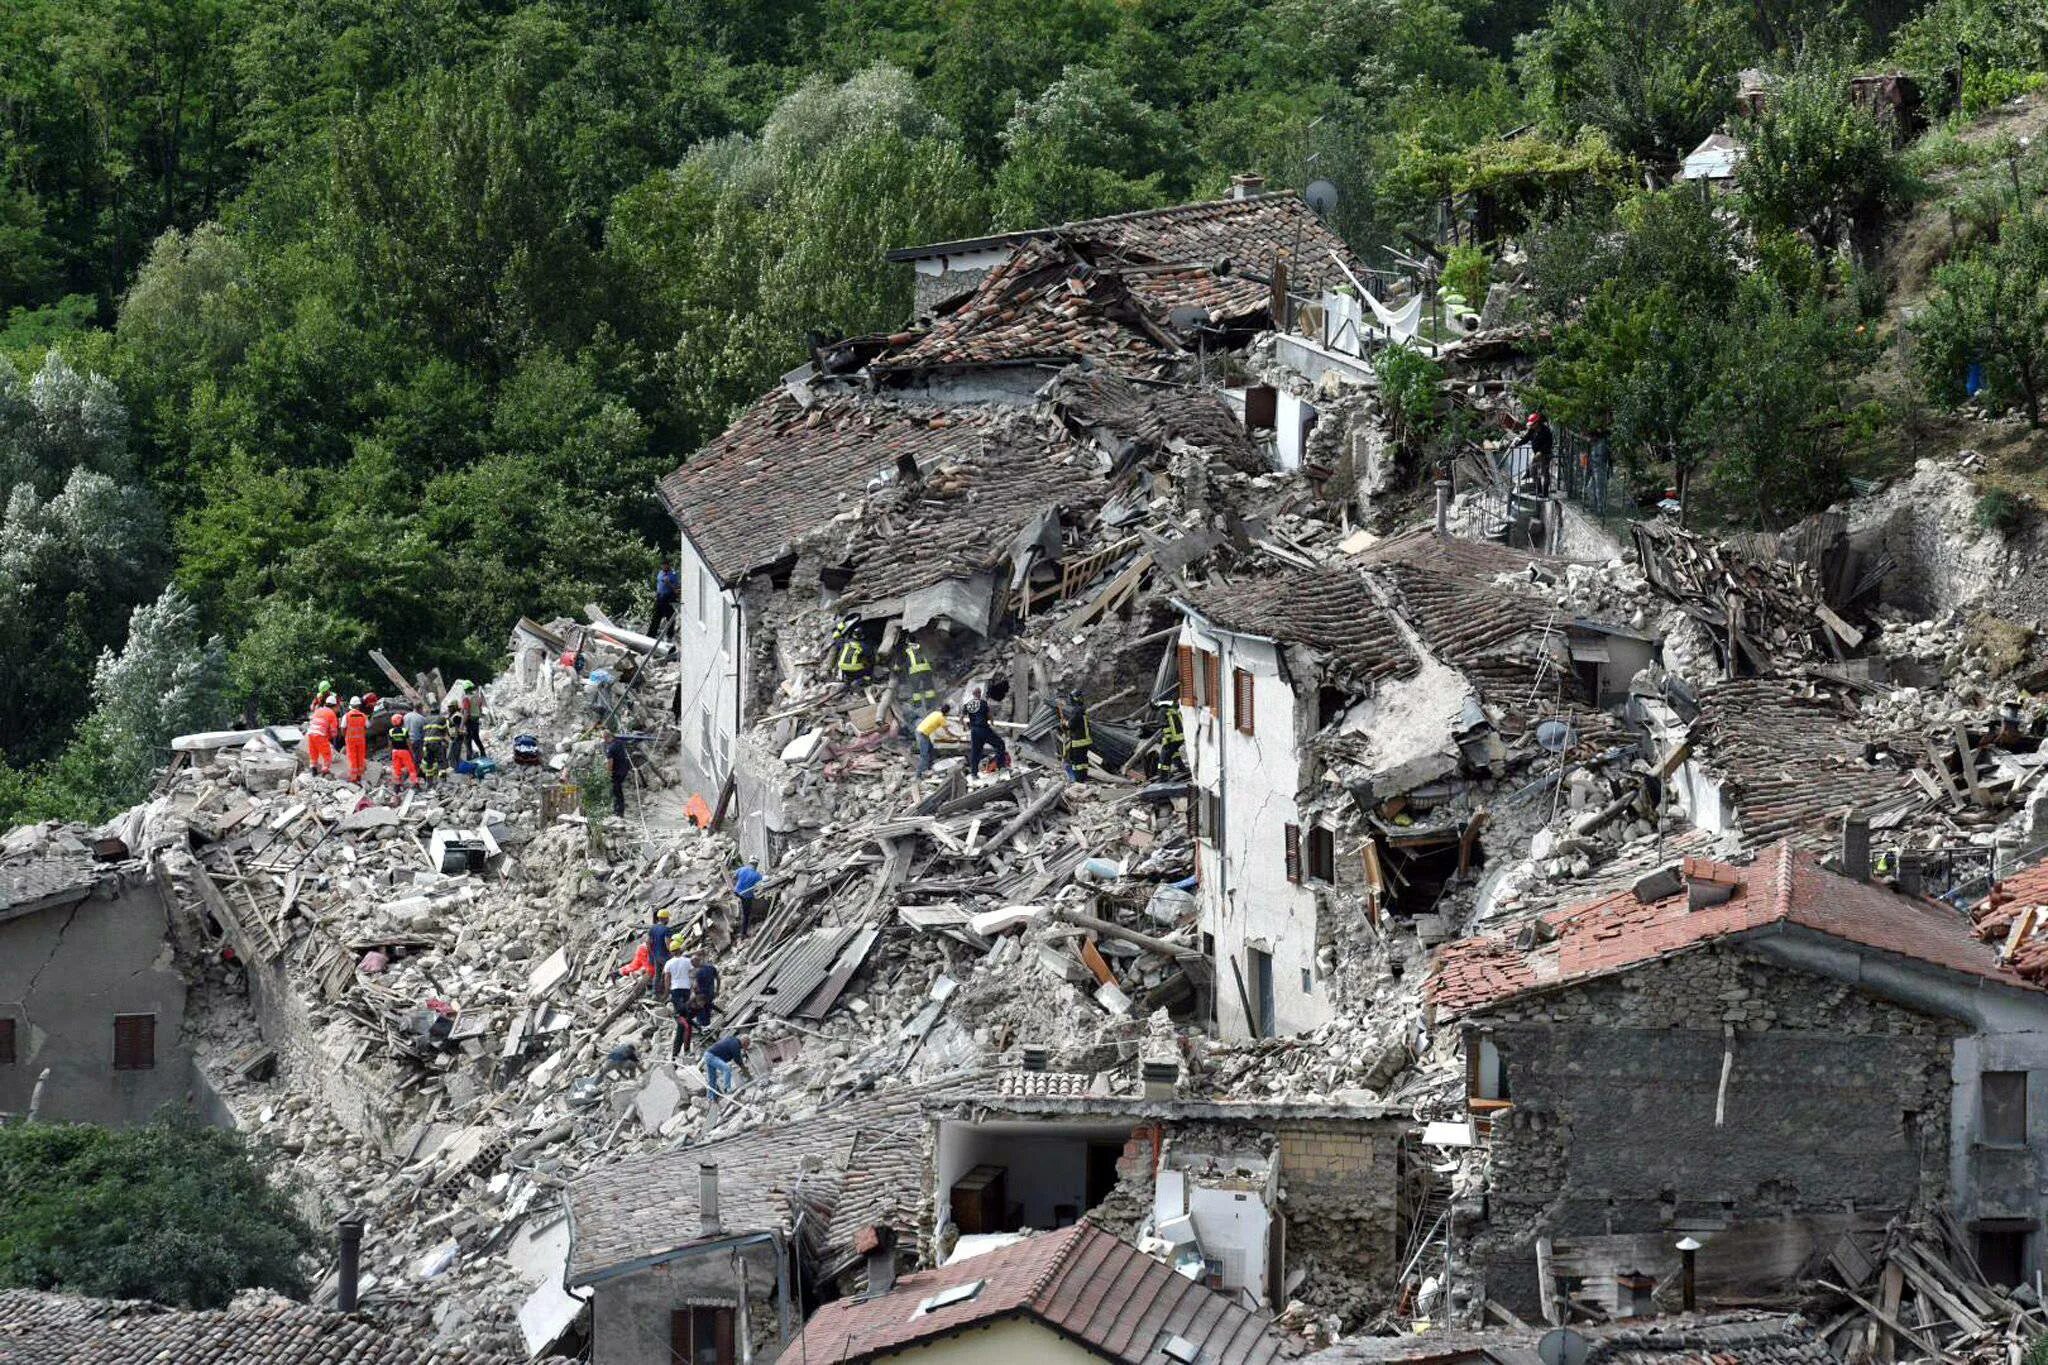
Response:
[1284,824,1302,883]
[672,1310,690,1363]
[1204,652,1221,714]
[1233,668,1254,734]
[112,1014,155,1071]
[1177,645,1196,706]
[0,1017,13,1065]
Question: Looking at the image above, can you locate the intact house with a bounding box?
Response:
[0,851,189,1125]
[788,1220,1298,1365]
[1428,839,2048,1317]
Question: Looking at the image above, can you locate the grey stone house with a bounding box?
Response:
[0,853,188,1126]
[1430,840,2048,1314]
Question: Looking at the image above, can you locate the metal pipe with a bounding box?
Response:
[700,1163,722,1239]
[338,1214,365,1312]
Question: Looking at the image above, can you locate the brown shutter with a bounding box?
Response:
[0,1017,13,1065]
[713,1307,736,1365]
[113,1014,155,1071]
[1204,652,1221,715]
[1284,824,1302,883]
[1233,668,1254,735]
[672,1310,691,1363]
[1177,645,1196,706]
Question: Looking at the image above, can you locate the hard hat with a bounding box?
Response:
[348,695,363,708]
[326,693,339,706]
[655,909,670,921]
[1526,411,1542,426]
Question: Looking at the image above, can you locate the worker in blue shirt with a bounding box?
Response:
[704,1032,747,1098]
[650,560,680,637]
[733,860,762,940]
[646,909,673,998]
[693,959,719,1028]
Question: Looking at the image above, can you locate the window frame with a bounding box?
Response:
[1307,825,1336,883]
[112,1013,156,1072]
[1232,667,1255,735]
[0,1016,15,1065]
[1981,1070,2029,1147]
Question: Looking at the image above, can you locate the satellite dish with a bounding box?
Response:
[1305,179,1340,218]
[1539,1328,1591,1365]
[1535,719,1578,754]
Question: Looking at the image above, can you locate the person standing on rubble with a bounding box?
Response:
[1522,411,1554,497]
[915,703,953,776]
[733,860,761,940]
[605,727,633,817]
[647,908,674,998]
[835,623,870,687]
[1155,695,1186,775]
[388,711,421,788]
[1058,690,1093,782]
[446,695,470,769]
[422,708,450,782]
[964,686,1009,775]
[407,707,429,781]
[651,559,680,638]
[693,958,719,1029]
[704,1032,747,1099]
[307,694,339,775]
[900,639,938,713]
[664,939,696,1045]
[461,686,486,758]
[343,696,370,784]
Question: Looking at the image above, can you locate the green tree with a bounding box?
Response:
[0,1116,315,1308]
[1914,208,2048,426]
[1520,0,1751,165]
[1736,51,1908,253]
[87,585,227,803]
[993,66,1186,226]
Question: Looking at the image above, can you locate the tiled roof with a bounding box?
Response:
[1352,526,1565,582]
[1974,856,2048,986]
[1691,678,1917,851]
[565,1073,982,1284]
[1181,568,1420,688]
[656,394,1006,584]
[789,1222,1298,1365]
[1429,840,2033,1017]
[0,1290,517,1365]
[1304,1313,1831,1365]
[1061,193,1362,304]
[0,857,96,915]
[1046,367,1263,473]
[874,239,1185,378]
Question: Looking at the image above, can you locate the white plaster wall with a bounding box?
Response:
[862,1316,1100,1365]
[1187,1184,1271,1306]
[1180,620,1331,1040]
[673,530,744,806]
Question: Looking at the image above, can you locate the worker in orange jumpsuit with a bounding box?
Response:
[308,695,339,775]
[343,696,370,784]
[388,711,420,788]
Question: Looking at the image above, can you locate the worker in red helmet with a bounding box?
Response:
[388,710,420,788]
[1524,410,1554,497]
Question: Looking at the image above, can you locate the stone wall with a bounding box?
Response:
[1462,947,1960,1315]
[1275,1117,1405,1323]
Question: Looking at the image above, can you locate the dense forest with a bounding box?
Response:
[0,0,2044,822]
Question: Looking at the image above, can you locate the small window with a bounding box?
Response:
[0,1017,14,1065]
[1300,967,1313,995]
[1475,1036,1509,1101]
[1284,824,1302,884]
[113,1014,155,1071]
[671,1306,736,1365]
[1232,668,1255,735]
[1200,791,1225,844]
[696,567,714,629]
[1176,645,1196,706]
[1308,826,1336,883]
[1983,1071,2028,1146]
[1978,1224,2032,1288]
[919,1279,986,1314]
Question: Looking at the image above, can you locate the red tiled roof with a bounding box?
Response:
[656,394,1008,584]
[1430,840,2033,1017]
[1974,858,2048,985]
[790,1223,1296,1365]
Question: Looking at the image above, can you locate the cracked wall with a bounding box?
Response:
[1458,947,1959,1318]
[0,877,191,1125]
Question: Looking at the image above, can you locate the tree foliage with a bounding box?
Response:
[0,1116,316,1309]
[1914,208,2048,426]
[1736,52,1909,252]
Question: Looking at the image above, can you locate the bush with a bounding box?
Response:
[1373,342,1444,455]
[1978,489,2027,535]
[0,1117,316,1308]
[1442,244,1492,310]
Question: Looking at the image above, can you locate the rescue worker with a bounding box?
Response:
[307,695,339,775]
[663,938,695,1037]
[388,710,421,787]
[461,686,485,758]
[647,907,673,999]
[1058,689,1093,782]
[650,560,680,638]
[343,696,370,785]
[704,1032,747,1099]
[835,623,869,686]
[964,685,1009,775]
[407,707,429,781]
[901,639,938,712]
[916,703,952,775]
[733,860,761,940]
[605,727,632,817]
[422,708,450,781]
[693,958,719,1029]
[1156,695,1186,775]
[446,696,470,768]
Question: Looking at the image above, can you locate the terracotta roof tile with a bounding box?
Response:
[1430,840,2034,1017]
[789,1223,1297,1364]
[1182,568,1419,688]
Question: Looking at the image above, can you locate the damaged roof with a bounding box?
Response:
[564,1073,981,1285]
[1304,1312,1832,1365]
[789,1221,1298,1365]
[1429,840,2034,1017]
[1046,367,1263,474]
[0,855,97,919]
[1691,678,1917,850]
[1974,857,2048,986]
[657,393,1006,585]
[1180,568,1419,688]
[0,1290,521,1365]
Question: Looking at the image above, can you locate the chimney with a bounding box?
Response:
[1434,479,1452,538]
[699,1163,722,1240]
[863,1225,899,1299]
[1842,811,1871,882]
[1229,172,1266,201]
[1681,856,1739,911]
[337,1214,364,1313]
[1020,1045,1049,1073]
[1142,1059,1180,1100]
[1898,857,1924,898]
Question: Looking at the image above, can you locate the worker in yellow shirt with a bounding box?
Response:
[915,704,953,776]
